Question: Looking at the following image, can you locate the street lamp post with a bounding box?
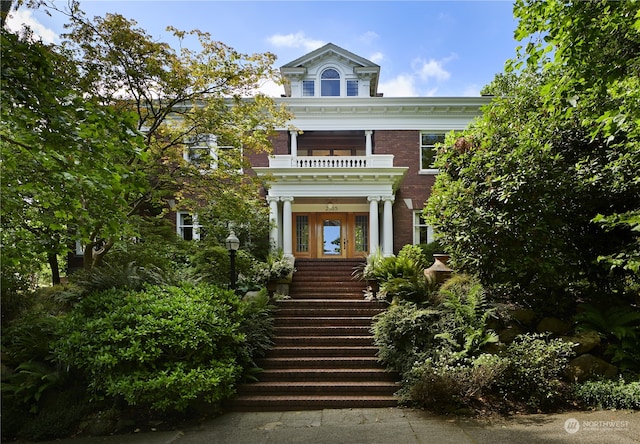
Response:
[225,230,240,290]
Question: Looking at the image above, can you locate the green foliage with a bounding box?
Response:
[72,261,167,294]
[573,378,640,410]
[372,301,442,375]
[1,28,146,282]
[425,1,640,311]
[237,289,275,374]
[499,333,575,410]
[574,303,640,373]
[401,352,508,411]
[53,284,250,412]
[435,275,499,359]
[359,246,436,303]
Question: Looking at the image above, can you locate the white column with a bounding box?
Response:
[365,130,373,156]
[290,130,298,157]
[382,196,394,257]
[368,196,380,254]
[282,196,294,258]
[267,196,280,252]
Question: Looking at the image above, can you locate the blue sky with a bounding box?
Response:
[7,1,520,97]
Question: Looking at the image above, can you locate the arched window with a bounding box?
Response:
[321,68,340,96]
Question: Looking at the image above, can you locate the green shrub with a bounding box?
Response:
[573,378,640,410]
[237,289,275,371]
[435,275,499,359]
[53,284,251,412]
[372,301,442,375]
[499,333,575,410]
[402,352,508,411]
[72,261,167,293]
[574,303,640,373]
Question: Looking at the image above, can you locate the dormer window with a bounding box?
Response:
[321,68,340,96]
[302,80,315,97]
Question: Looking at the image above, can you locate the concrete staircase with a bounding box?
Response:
[230,258,398,411]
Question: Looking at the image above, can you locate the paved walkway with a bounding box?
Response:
[39,407,639,444]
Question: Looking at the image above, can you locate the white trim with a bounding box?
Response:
[176,211,200,241]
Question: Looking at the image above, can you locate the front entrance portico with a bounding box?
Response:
[256,157,406,259]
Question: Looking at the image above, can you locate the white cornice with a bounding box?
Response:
[274,97,490,131]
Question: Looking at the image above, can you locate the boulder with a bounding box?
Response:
[562,330,601,355]
[509,308,537,326]
[498,324,525,344]
[536,317,571,335]
[565,353,618,383]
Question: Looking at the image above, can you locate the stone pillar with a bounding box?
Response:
[267,196,280,252]
[368,196,380,254]
[365,130,373,157]
[290,130,298,157]
[382,196,394,257]
[281,196,294,258]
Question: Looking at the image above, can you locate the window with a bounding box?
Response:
[177,212,200,240]
[420,132,446,171]
[295,215,309,252]
[184,134,242,173]
[347,80,358,96]
[302,80,315,97]
[184,134,216,169]
[355,215,368,252]
[321,68,340,96]
[413,211,433,245]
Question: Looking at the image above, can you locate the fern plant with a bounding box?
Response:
[574,303,640,372]
[435,274,498,359]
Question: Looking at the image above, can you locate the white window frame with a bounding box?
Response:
[302,80,315,97]
[184,134,242,174]
[413,211,434,245]
[320,68,341,97]
[346,79,358,97]
[419,131,446,175]
[177,212,201,241]
[184,134,216,170]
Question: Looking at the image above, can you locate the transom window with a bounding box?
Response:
[321,68,340,96]
[420,132,446,171]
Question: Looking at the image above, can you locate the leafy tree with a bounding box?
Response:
[57,3,292,266]
[425,1,639,311]
[2,1,292,285]
[1,28,145,285]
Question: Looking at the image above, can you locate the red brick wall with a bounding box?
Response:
[245,130,289,170]
[374,130,436,252]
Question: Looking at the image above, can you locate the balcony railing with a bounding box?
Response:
[268,155,395,169]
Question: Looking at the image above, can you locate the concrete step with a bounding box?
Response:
[229,395,397,411]
[237,381,399,396]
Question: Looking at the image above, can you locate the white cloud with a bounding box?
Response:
[414,58,451,82]
[5,9,58,44]
[377,74,418,97]
[359,31,379,44]
[368,51,384,64]
[266,32,325,52]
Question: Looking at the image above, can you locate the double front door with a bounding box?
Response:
[293,213,369,259]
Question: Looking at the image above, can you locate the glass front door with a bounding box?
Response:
[321,215,346,258]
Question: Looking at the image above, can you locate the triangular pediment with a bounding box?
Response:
[282,43,379,71]
[280,43,380,97]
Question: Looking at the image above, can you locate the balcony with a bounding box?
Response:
[268,154,395,169]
